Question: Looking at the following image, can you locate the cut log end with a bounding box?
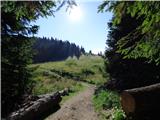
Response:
[121,91,135,114]
[120,83,160,119]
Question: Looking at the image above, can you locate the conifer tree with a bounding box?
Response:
[99,1,160,90]
[1,1,76,116]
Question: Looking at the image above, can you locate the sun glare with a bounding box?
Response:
[68,6,82,22]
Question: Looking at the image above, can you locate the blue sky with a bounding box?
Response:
[35,1,113,54]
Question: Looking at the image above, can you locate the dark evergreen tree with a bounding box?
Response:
[80,46,85,54]
[99,1,160,64]
[33,37,85,63]
[1,1,76,116]
[98,51,103,56]
[99,1,160,90]
[89,50,92,55]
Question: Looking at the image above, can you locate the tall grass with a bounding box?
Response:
[29,55,107,95]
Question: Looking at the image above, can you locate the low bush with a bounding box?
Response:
[93,90,126,120]
[112,108,126,120]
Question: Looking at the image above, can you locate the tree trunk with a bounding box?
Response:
[120,83,160,119]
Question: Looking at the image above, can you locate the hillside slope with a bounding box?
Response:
[29,55,107,95]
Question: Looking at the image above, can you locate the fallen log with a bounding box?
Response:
[7,92,62,120]
[120,83,160,119]
[59,88,71,96]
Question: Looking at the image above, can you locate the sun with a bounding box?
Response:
[68,6,82,22]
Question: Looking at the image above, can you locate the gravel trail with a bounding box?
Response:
[45,84,99,120]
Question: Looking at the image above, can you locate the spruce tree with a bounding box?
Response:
[99,1,160,90]
[1,1,76,116]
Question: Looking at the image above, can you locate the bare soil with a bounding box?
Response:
[45,84,99,120]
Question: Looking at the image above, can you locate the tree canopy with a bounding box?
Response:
[99,1,160,90]
[2,1,76,36]
[99,1,160,64]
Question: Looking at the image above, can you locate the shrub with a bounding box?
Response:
[93,90,120,110]
[81,68,95,76]
[112,108,126,120]
[93,90,126,120]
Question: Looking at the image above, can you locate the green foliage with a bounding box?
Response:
[99,2,160,119]
[93,90,120,111]
[1,1,76,116]
[93,90,126,120]
[112,108,126,120]
[1,35,35,116]
[32,77,80,95]
[99,1,160,91]
[30,55,107,95]
[1,1,55,35]
[31,55,107,86]
[99,1,160,64]
[81,68,95,76]
[65,57,78,66]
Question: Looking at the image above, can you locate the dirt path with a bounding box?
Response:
[45,84,99,120]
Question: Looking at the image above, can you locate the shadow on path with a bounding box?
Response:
[36,105,61,120]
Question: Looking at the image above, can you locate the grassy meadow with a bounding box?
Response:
[29,55,107,95]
